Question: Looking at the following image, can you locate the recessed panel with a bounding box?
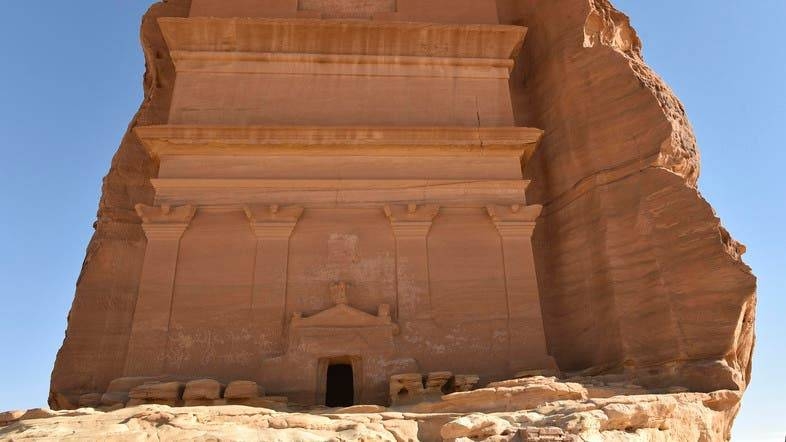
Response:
[169,72,515,126]
[286,209,397,317]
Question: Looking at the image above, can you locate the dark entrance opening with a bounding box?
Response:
[325,363,354,407]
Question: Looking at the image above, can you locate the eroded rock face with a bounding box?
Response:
[498,0,756,392]
[49,0,754,436]
[49,0,192,406]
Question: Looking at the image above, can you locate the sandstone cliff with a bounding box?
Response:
[49,0,755,436]
[498,0,755,392]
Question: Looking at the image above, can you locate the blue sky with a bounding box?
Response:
[0,1,782,440]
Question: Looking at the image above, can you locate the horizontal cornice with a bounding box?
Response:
[169,51,515,78]
[151,178,530,207]
[134,125,543,160]
[158,17,527,60]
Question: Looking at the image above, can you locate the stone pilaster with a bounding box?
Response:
[486,204,556,373]
[384,204,440,320]
[125,204,196,376]
[244,205,304,354]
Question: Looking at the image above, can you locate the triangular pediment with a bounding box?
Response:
[292,304,390,328]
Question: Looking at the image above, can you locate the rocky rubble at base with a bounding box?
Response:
[52,377,288,412]
[1,377,741,441]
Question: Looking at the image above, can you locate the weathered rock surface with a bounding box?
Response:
[10,377,742,440]
[501,0,756,393]
[50,0,755,406]
[415,377,587,413]
[224,380,263,399]
[128,381,184,406]
[182,379,222,400]
[440,413,513,440]
[1,389,740,441]
[46,0,754,437]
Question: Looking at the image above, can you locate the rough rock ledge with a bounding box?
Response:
[2,377,740,441]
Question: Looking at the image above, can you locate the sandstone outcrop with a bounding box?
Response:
[440,414,513,440]
[46,0,754,438]
[415,377,587,413]
[3,377,741,441]
[503,0,756,393]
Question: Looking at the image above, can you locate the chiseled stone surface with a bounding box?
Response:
[46,0,754,437]
[52,0,554,408]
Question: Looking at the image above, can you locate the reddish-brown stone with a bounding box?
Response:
[500,0,755,392]
[49,1,754,430]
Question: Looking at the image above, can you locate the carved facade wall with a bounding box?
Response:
[50,0,754,410]
[118,203,546,403]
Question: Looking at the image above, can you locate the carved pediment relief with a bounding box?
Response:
[292,303,393,329]
[290,282,399,334]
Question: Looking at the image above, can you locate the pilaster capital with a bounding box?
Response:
[135,204,196,240]
[384,204,440,238]
[244,205,304,239]
[486,204,542,238]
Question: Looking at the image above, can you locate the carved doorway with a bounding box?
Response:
[319,356,361,407]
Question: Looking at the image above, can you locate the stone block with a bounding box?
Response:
[129,382,184,401]
[390,373,425,405]
[224,380,262,399]
[183,379,222,400]
[453,375,480,392]
[424,371,453,394]
[107,377,162,393]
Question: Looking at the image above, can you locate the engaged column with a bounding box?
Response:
[125,204,196,376]
[487,204,557,375]
[244,205,304,355]
[385,204,440,322]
